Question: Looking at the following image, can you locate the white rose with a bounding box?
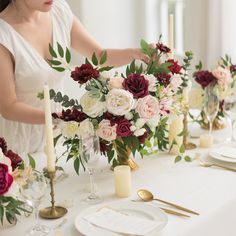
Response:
[144,74,157,92]
[135,118,147,129]
[78,119,94,138]
[106,89,135,116]
[134,128,146,137]
[61,121,80,138]
[81,92,106,118]
[96,120,117,142]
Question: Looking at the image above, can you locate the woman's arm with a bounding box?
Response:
[70,16,149,67]
[0,45,45,124]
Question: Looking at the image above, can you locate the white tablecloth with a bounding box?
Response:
[1,146,236,236]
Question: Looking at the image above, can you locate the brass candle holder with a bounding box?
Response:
[39,171,67,219]
[183,104,197,150]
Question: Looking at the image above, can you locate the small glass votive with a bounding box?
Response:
[114,165,131,198]
[199,134,214,148]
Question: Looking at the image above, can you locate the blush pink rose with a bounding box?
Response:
[212,67,231,88]
[136,95,159,119]
[96,120,117,142]
[108,77,124,90]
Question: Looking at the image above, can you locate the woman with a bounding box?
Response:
[0,0,149,154]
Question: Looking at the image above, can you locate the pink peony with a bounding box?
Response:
[0,163,13,196]
[136,95,159,119]
[108,77,124,90]
[96,120,117,142]
[212,67,231,88]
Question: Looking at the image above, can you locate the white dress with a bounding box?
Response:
[0,0,73,154]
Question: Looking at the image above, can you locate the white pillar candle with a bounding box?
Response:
[199,134,213,148]
[169,115,184,155]
[168,14,174,59]
[44,84,56,172]
[114,165,131,198]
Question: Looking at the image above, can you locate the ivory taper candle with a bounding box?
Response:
[114,165,131,198]
[199,134,213,148]
[169,115,184,155]
[168,14,174,59]
[44,84,56,172]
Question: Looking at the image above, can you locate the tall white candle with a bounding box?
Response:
[44,84,56,172]
[168,14,174,59]
[114,165,131,198]
[169,115,184,155]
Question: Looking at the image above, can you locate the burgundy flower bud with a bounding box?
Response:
[156,43,171,53]
[71,64,99,84]
[156,73,171,87]
[4,150,22,171]
[0,137,7,153]
[138,130,148,144]
[104,112,123,125]
[0,163,13,196]
[195,70,217,89]
[230,64,236,73]
[123,73,149,98]
[166,59,182,74]
[116,119,133,137]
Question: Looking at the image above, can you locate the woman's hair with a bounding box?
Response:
[0,0,11,12]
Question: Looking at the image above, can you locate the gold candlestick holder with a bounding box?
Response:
[39,171,67,219]
[183,104,197,150]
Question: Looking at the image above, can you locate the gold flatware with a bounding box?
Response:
[131,200,190,218]
[199,159,236,172]
[137,189,199,216]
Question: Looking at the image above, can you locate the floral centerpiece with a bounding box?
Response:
[192,55,236,129]
[43,37,189,175]
[0,137,33,225]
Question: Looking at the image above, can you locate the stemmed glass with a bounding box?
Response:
[80,135,103,204]
[21,170,50,235]
[203,84,219,136]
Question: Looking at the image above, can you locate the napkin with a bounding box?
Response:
[83,207,162,235]
[213,147,236,159]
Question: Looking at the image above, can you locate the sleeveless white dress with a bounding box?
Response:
[0,0,73,154]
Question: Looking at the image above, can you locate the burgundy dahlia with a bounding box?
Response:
[194,70,217,89]
[156,73,171,87]
[4,150,22,171]
[122,73,149,98]
[0,163,13,196]
[156,43,171,54]
[53,109,87,122]
[0,137,7,153]
[104,112,122,126]
[116,119,133,137]
[166,59,182,74]
[71,64,99,84]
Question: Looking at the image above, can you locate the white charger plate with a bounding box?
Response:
[209,146,236,163]
[74,201,168,236]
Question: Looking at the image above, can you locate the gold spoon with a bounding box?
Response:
[137,189,199,215]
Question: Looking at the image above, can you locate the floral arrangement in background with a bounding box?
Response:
[42,37,191,174]
[192,55,236,129]
[0,137,34,225]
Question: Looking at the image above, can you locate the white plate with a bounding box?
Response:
[74,201,168,236]
[209,147,236,163]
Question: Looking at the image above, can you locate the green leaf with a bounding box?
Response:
[48,60,62,66]
[66,47,71,64]
[52,67,65,72]
[74,158,80,175]
[100,51,107,65]
[175,155,182,163]
[184,156,192,162]
[37,91,44,100]
[179,144,185,154]
[28,154,36,169]
[98,66,113,72]
[54,134,62,147]
[92,52,98,66]
[57,42,64,58]
[49,44,57,58]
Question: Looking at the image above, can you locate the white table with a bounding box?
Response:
[2,146,236,236]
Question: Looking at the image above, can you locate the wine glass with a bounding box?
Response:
[203,84,219,136]
[80,135,103,204]
[224,90,236,143]
[21,170,50,235]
